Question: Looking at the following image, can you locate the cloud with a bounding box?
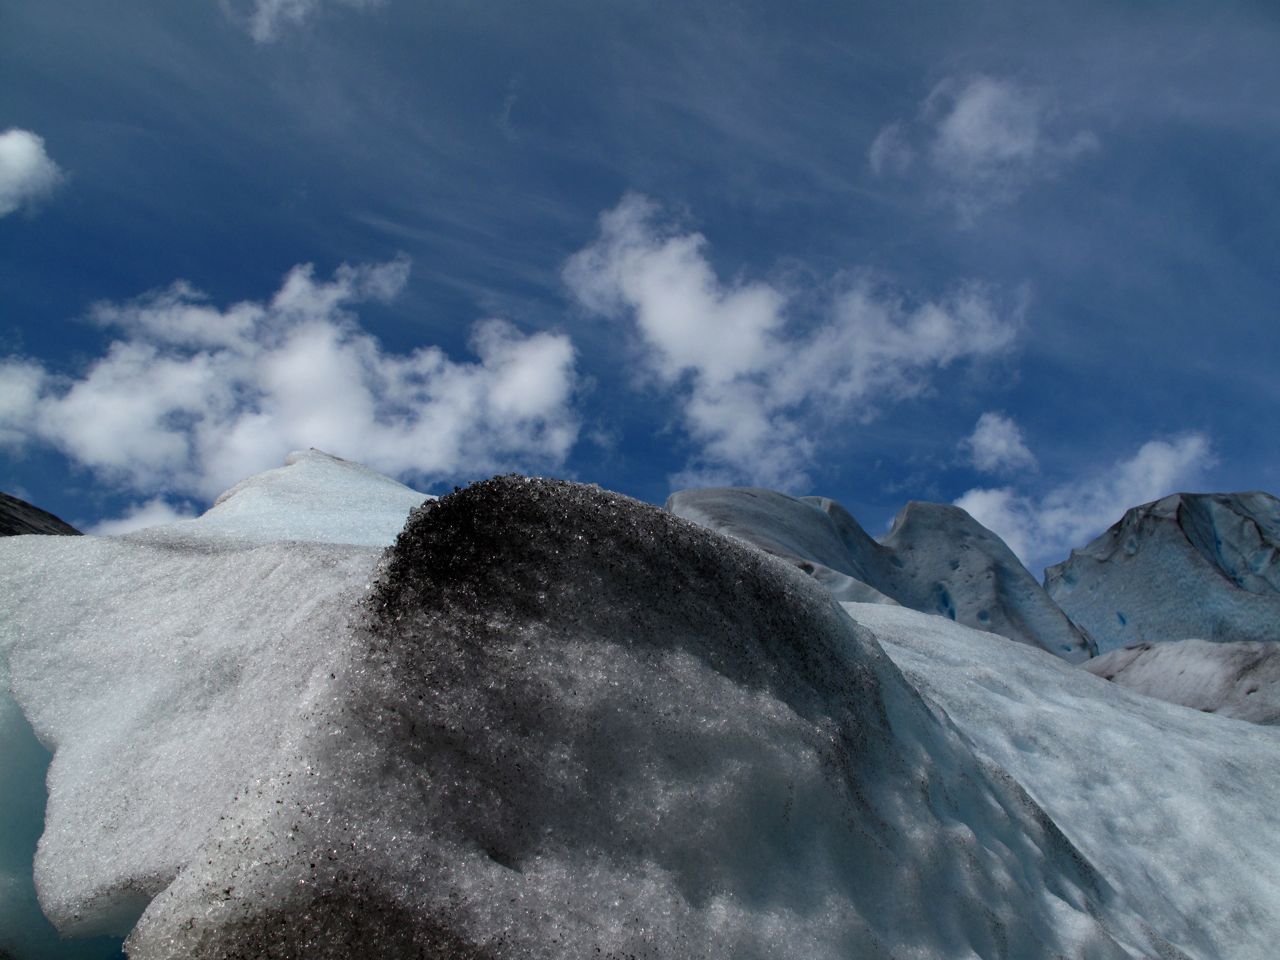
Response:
[955,433,1213,572]
[0,129,64,217]
[226,0,382,43]
[0,257,579,500]
[565,194,1022,490]
[90,498,198,536]
[962,411,1036,474]
[869,75,1097,219]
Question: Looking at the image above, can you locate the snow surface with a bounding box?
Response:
[667,487,1093,662]
[0,449,418,957]
[851,602,1280,960]
[1046,491,1280,653]
[1084,638,1280,725]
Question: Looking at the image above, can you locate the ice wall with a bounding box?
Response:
[1046,491,1280,653]
[667,487,1094,661]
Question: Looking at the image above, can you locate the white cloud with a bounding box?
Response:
[90,498,198,536]
[963,411,1036,473]
[0,256,579,500]
[0,129,64,217]
[226,0,382,43]
[565,194,1022,490]
[867,122,915,176]
[955,433,1213,572]
[869,75,1097,218]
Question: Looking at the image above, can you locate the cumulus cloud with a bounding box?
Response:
[0,129,64,217]
[565,194,1022,489]
[869,75,1097,219]
[90,498,198,536]
[225,0,382,43]
[955,433,1213,572]
[0,257,579,500]
[963,411,1036,474]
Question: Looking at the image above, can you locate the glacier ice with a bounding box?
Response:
[853,602,1280,960]
[3,455,1278,958]
[1046,491,1280,653]
[1084,637,1280,725]
[667,486,1094,661]
[7,468,1157,959]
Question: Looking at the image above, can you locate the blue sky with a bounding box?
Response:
[2,0,1278,574]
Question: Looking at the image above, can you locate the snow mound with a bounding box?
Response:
[0,493,80,537]
[4,473,1152,958]
[1084,638,1280,725]
[667,487,1093,661]
[850,602,1280,960]
[132,448,430,547]
[1046,491,1280,653]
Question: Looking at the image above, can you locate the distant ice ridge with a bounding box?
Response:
[134,448,431,546]
[1084,638,1280,725]
[1046,491,1280,653]
[5,463,1172,959]
[850,602,1280,960]
[667,487,1094,662]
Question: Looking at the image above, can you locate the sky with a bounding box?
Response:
[2,0,1278,575]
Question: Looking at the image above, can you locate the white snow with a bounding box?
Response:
[849,601,1280,960]
[131,448,430,547]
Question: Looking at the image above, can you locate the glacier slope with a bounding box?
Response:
[1083,638,1280,725]
[851,602,1280,960]
[667,487,1093,661]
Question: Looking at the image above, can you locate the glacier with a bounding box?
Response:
[1046,491,1280,653]
[3,454,1279,958]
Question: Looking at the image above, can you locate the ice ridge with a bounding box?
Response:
[666,487,1094,662]
[1046,491,1280,653]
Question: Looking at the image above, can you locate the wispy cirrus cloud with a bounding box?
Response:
[955,433,1213,573]
[565,194,1024,490]
[0,256,579,501]
[0,129,64,217]
[870,75,1098,220]
[223,0,383,43]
